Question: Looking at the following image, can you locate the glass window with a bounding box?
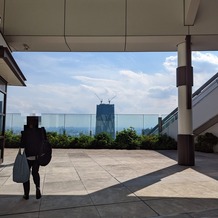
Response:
[0,115,4,135]
[0,92,4,114]
[0,138,4,161]
[0,77,6,92]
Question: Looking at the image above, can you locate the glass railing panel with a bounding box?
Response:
[115,114,144,135]
[5,113,26,134]
[64,114,93,136]
[6,113,161,136]
[115,114,159,135]
[143,114,161,132]
[41,114,65,134]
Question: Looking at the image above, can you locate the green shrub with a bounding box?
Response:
[5,131,21,148]
[140,134,177,150]
[195,132,218,153]
[156,134,177,150]
[114,127,140,149]
[140,135,159,149]
[47,132,72,148]
[69,137,80,148]
[141,128,153,135]
[71,135,94,149]
[91,132,113,149]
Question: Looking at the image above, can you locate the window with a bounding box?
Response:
[0,76,6,161]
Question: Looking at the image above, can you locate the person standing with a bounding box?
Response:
[21,116,47,200]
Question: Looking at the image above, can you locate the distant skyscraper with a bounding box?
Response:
[95,104,115,138]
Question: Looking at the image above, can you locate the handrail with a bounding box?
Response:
[148,72,218,135]
[193,114,218,136]
[192,72,218,98]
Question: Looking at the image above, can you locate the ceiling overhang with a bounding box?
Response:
[0,45,26,86]
[184,0,200,26]
[0,0,218,52]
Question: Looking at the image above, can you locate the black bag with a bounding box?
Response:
[38,140,52,166]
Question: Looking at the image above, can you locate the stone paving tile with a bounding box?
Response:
[163,182,218,198]
[0,195,41,216]
[0,182,24,195]
[156,214,192,218]
[44,172,80,183]
[133,182,181,200]
[88,186,138,205]
[190,208,218,217]
[0,177,8,186]
[74,169,105,181]
[0,212,39,218]
[39,206,100,218]
[39,195,93,211]
[0,167,13,177]
[145,198,218,217]
[0,149,218,218]
[42,180,87,195]
[96,201,158,218]
[82,177,120,191]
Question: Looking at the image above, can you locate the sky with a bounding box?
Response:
[7,51,218,116]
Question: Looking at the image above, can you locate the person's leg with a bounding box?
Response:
[32,160,41,199]
[23,181,30,199]
[23,160,32,200]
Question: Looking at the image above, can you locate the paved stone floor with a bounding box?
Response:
[0,149,218,218]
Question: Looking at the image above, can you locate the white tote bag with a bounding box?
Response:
[13,148,30,183]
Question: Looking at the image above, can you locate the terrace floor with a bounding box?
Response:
[0,148,218,218]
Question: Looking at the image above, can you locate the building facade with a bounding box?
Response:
[95,104,115,139]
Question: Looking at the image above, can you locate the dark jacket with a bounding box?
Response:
[21,127,46,157]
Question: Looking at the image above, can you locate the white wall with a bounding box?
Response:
[163,79,218,139]
[192,81,218,129]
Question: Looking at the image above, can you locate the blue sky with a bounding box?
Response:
[7,51,218,115]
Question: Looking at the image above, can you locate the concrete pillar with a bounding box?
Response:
[177,35,195,166]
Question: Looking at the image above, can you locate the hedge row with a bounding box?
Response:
[4,128,218,152]
[5,127,177,150]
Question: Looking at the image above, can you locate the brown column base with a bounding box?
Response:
[177,134,195,166]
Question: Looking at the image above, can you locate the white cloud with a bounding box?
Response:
[7,51,218,115]
[163,55,177,73]
[192,51,218,65]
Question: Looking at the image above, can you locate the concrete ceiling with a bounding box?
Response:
[0,0,218,52]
